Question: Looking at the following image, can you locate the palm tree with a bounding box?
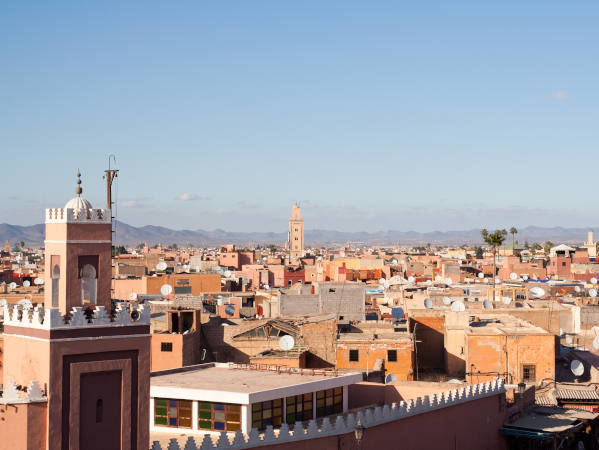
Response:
[481,229,507,301]
[509,227,518,253]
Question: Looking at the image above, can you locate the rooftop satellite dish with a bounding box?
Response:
[157,262,168,271]
[592,326,599,334]
[9,282,17,289]
[23,280,30,287]
[391,307,404,319]
[503,296,512,305]
[478,273,484,279]
[424,298,433,309]
[435,275,442,282]
[592,335,599,351]
[443,296,451,305]
[408,276,415,283]
[591,278,598,285]
[0,299,7,307]
[34,277,44,285]
[447,379,463,384]
[570,360,584,377]
[426,280,432,286]
[129,292,138,301]
[483,278,489,284]
[451,301,466,312]
[530,287,545,298]
[483,300,493,310]
[378,278,386,285]
[589,288,598,298]
[160,284,173,296]
[575,286,582,293]
[224,270,232,278]
[225,304,235,316]
[445,278,453,285]
[384,373,397,384]
[510,272,518,281]
[183,265,190,272]
[279,335,295,351]
[566,336,573,345]
[522,274,529,281]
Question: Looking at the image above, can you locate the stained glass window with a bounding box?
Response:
[154,398,192,428]
[198,402,241,432]
[251,398,283,430]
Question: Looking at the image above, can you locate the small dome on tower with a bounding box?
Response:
[64,171,93,209]
[65,196,93,210]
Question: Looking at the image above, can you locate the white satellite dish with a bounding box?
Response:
[570,360,584,377]
[589,288,598,298]
[592,335,599,351]
[426,280,432,286]
[435,275,442,282]
[183,265,190,272]
[566,336,573,345]
[156,262,168,271]
[279,335,295,351]
[510,272,518,281]
[442,296,451,305]
[224,270,232,278]
[483,278,489,284]
[591,278,598,285]
[129,292,138,300]
[592,326,599,334]
[408,276,415,283]
[522,274,529,281]
[34,278,44,285]
[478,273,484,279]
[503,296,512,305]
[160,284,173,296]
[530,287,545,298]
[424,298,433,309]
[451,301,466,312]
[483,300,493,310]
[575,286,582,293]
[378,278,385,285]
[9,282,17,289]
[0,299,7,307]
[384,373,397,384]
[445,278,453,286]
[23,280,30,287]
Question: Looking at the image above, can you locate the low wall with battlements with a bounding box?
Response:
[149,379,507,450]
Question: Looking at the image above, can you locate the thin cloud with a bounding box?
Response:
[553,90,567,100]
[177,193,207,201]
[120,198,148,208]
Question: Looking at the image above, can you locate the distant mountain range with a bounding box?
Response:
[0,221,594,248]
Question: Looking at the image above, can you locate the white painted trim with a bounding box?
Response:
[192,400,199,432]
[241,404,250,434]
[1,332,150,343]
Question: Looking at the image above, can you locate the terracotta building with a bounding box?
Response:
[0,176,151,449]
[151,309,203,372]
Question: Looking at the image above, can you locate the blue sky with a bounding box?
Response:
[1,1,597,232]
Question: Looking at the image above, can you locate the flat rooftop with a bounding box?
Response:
[467,314,549,335]
[150,363,362,404]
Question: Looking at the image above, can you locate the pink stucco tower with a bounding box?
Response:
[2,174,151,450]
[288,204,304,262]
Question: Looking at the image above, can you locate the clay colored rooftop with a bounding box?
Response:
[151,363,361,394]
[466,314,549,335]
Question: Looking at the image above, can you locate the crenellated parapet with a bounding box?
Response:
[45,207,111,224]
[149,379,506,449]
[0,381,47,405]
[3,304,150,330]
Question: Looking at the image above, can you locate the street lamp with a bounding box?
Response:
[354,419,365,444]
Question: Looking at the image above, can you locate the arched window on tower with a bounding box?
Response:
[80,264,97,304]
[52,264,60,307]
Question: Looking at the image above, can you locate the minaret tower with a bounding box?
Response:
[288,204,304,262]
[2,172,151,450]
